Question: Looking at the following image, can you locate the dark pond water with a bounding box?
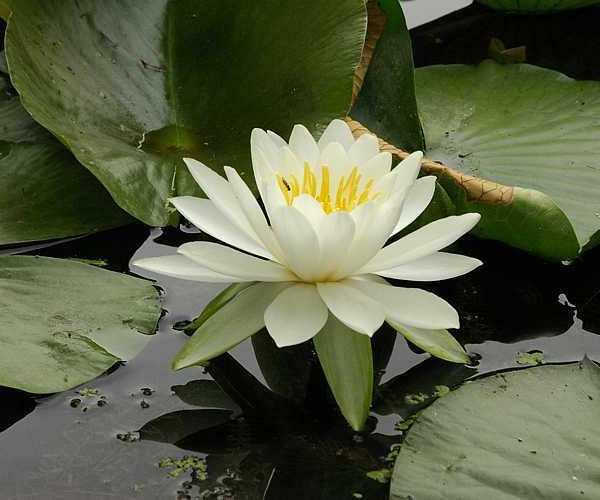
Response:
[2,2,600,499]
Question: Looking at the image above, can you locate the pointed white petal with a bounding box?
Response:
[320,141,352,193]
[289,124,319,168]
[317,281,385,336]
[318,212,356,279]
[361,213,481,273]
[279,146,303,179]
[392,151,424,191]
[348,279,460,330]
[183,158,259,241]
[267,130,288,149]
[251,128,279,169]
[178,241,297,282]
[270,205,321,281]
[132,255,236,282]
[361,152,392,181]
[348,133,379,166]
[376,252,482,281]
[333,190,405,279]
[170,196,271,259]
[391,176,437,236]
[318,119,355,151]
[223,167,285,262]
[265,283,328,347]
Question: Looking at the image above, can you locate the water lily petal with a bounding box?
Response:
[392,151,424,191]
[293,193,325,226]
[391,175,437,236]
[348,279,460,330]
[333,190,405,279]
[318,119,355,151]
[361,213,481,273]
[361,152,392,181]
[265,283,328,347]
[170,196,271,259]
[251,128,279,171]
[318,211,355,278]
[178,241,297,282]
[289,124,319,168]
[132,254,237,282]
[183,158,258,240]
[279,146,303,179]
[320,141,351,190]
[376,252,483,281]
[267,130,288,149]
[317,281,385,336]
[270,205,321,281]
[348,133,379,166]
[223,167,285,262]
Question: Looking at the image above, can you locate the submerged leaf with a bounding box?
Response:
[0,256,160,393]
[5,0,367,225]
[391,359,600,499]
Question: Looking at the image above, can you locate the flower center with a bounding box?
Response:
[276,162,378,213]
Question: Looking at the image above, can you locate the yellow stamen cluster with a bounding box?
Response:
[277,162,377,213]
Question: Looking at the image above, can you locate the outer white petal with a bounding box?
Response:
[132,255,237,283]
[375,252,483,281]
[361,213,481,273]
[264,283,329,347]
[391,176,437,236]
[347,279,460,330]
[318,212,355,279]
[178,241,297,282]
[262,176,287,224]
[251,128,279,169]
[170,196,271,259]
[361,152,392,181]
[183,158,258,240]
[223,167,285,262]
[289,124,319,168]
[348,133,379,166]
[318,119,355,151]
[270,205,321,281]
[317,281,385,336]
[251,129,277,200]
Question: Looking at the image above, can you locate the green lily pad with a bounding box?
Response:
[0,256,160,393]
[391,359,600,499]
[5,0,367,226]
[477,0,600,12]
[415,61,600,260]
[0,78,131,245]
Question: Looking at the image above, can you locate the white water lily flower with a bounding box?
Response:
[134,119,482,348]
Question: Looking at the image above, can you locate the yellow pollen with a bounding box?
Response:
[277,162,378,213]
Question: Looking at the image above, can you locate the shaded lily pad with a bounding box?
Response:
[5,0,367,226]
[0,79,131,246]
[415,61,600,260]
[0,256,160,393]
[477,0,600,12]
[391,359,600,499]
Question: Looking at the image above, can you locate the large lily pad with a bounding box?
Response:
[391,359,600,499]
[415,61,600,260]
[477,0,600,12]
[0,256,160,393]
[5,0,367,226]
[0,79,131,245]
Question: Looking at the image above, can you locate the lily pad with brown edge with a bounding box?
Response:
[477,0,600,13]
[350,61,600,261]
[0,256,160,393]
[5,0,367,226]
[390,359,600,499]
